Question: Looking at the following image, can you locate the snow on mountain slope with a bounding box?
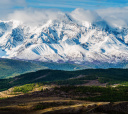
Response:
[0,8,128,67]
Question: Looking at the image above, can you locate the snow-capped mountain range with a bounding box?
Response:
[0,9,128,67]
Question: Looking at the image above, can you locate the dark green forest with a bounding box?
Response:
[0,68,128,91]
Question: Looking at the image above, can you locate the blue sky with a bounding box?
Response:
[0,0,128,19]
[1,0,128,11]
[25,0,128,11]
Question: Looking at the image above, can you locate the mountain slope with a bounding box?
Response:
[0,9,128,67]
[0,58,92,79]
[0,58,47,79]
[0,68,128,91]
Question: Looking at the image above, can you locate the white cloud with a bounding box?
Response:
[96,7,128,28]
[70,7,128,28]
[7,8,102,26]
[70,8,101,23]
[4,6,128,29]
[0,0,26,19]
[7,8,64,26]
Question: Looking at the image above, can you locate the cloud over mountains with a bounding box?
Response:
[0,0,26,19]
[0,6,128,67]
[96,7,128,28]
[2,7,128,29]
[0,0,128,29]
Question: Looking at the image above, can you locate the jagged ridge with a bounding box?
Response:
[0,9,128,68]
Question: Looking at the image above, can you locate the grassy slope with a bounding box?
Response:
[33,61,91,71]
[10,82,128,102]
[0,68,128,91]
[0,68,128,113]
[55,86,128,102]
[0,58,47,79]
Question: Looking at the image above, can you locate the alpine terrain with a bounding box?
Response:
[0,9,128,68]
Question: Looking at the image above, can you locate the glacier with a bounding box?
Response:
[0,8,128,68]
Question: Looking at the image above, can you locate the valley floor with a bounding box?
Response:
[0,85,128,114]
[0,68,128,113]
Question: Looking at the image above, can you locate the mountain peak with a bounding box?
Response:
[0,10,128,68]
